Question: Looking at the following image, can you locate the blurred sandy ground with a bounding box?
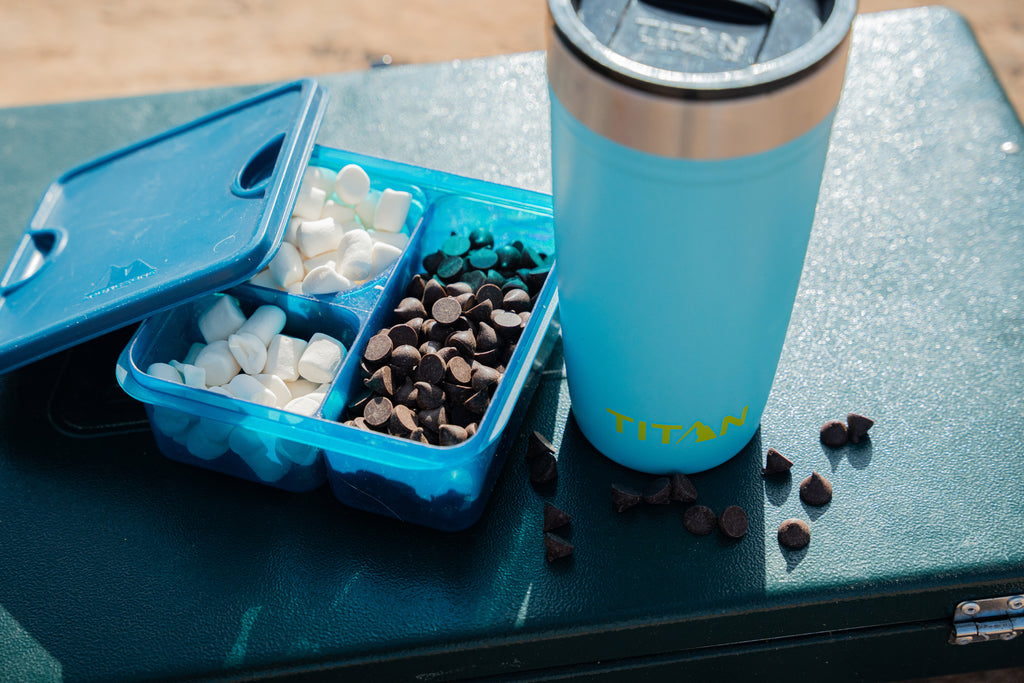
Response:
[3,1,1024,113]
[2,2,1023,681]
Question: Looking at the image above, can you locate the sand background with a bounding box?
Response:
[2,2,1023,681]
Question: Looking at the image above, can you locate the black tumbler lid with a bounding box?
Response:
[550,0,857,97]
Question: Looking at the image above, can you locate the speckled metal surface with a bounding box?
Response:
[0,7,1022,682]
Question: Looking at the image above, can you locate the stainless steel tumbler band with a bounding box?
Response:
[546,22,852,160]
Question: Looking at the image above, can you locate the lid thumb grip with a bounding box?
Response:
[232,133,286,198]
[0,228,66,296]
[638,0,774,25]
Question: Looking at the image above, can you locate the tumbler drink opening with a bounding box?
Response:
[547,0,857,474]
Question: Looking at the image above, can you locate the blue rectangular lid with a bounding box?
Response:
[0,79,327,374]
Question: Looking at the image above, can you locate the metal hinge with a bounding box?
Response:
[950,595,1024,645]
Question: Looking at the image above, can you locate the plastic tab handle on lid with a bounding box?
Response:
[547,0,856,474]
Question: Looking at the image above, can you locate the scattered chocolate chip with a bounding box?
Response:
[544,533,574,563]
[528,451,558,485]
[611,484,642,512]
[683,505,717,536]
[777,518,811,550]
[363,332,393,364]
[543,502,571,532]
[761,447,794,476]
[528,431,556,460]
[718,505,748,539]
[363,396,393,428]
[847,413,874,444]
[819,420,848,448]
[668,473,698,503]
[799,471,833,506]
[643,477,672,505]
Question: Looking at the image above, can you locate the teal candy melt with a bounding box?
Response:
[550,93,836,474]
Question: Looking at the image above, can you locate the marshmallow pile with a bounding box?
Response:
[249,163,413,296]
[147,295,347,415]
[144,295,347,481]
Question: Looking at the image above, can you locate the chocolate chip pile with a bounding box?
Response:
[342,228,551,445]
[611,474,749,541]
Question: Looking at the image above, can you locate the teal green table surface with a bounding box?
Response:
[1,7,1023,682]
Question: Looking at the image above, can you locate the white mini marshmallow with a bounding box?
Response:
[373,188,412,233]
[334,164,371,205]
[231,427,290,482]
[183,342,206,365]
[150,407,192,438]
[302,265,353,295]
[248,269,282,290]
[321,199,356,225]
[284,395,321,417]
[303,252,338,273]
[170,361,207,388]
[369,241,403,279]
[297,332,346,384]
[185,424,229,460]
[236,305,287,347]
[291,184,327,220]
[284,217,304,246]
[197,296,247,344]
[195,416,233,443]
[355,190,380,228]
[277,439,318,466]
[370,229,410,250]
[297,217,343,258]
[339,219,364,234]
[227,332,268,375]
[147,362,182,384]
[265,335,308,382]
[207,385,234,397]
[285,281,304,295]
[302,166,336,194]
[269,242,305,288]
[194,340,241,386]
[337,229,373,281]
[227,373,277,406]
[255,374,292,407]
[285,378,320,399]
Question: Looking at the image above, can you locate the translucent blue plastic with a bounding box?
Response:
[117,145,559,530]
[550,93,836,474]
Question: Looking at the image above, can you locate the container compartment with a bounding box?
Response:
[323,191,559,531]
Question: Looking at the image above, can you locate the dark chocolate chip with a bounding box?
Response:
[444,382,474,405]
[445,356,473,385]
[522,265,551,295]
[543,502,571,532]
[471,365,501,393]
[819,420,848,448]
[544,533,574,563]
[442,234,471,257]
[847,413,874,444]
[475,321,499,352]
[761,447,794,476]
[528,431,556,460]
[447,329,477,357]
[415,353,446,384]
[462,269,486,291]
[502,288,531,313]
[388,404,418,436]
[491,310,523,339]
[408,427,430,445]
[799,471,833,506]
[475,283,504,310]
[484,269,506,287]
[363,396,393,428]
[466,298,494,323]
[454,292,476,312]
[419,340,442,356]
[422,278,447,310]
[669,473,698,503]
[468,248,498,270]
[363,332,393,364]
[436,346,460,363]
[518,311,532,326]
[393,297,427,322]
[778,518,811,550]
[418,406,447,432]
[414,381,445,410]
[393,377,418,407]
[718,505,749,539]
[466,422,478,438]
[683,505,717,536]
[406,273,427,300]
[422,250,445,274]
[611,484,642,512]
[423,319,452,344]
[501,277,528,294]
[390,344,421,376]
[496,244,522,269]
[439,423,469,446]
[445,281,473,297]
[528,451,558,485]
[521,246,547,268]
[463,389,490,415]
[468,227,494,250]
[387,324,419,350]
[436,256,465,281]
[643,477,672,504]
[364,366,395,396]
[431,296,463,325]
[349,416,372,431]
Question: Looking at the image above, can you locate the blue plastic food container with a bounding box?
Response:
[0,80,559,531]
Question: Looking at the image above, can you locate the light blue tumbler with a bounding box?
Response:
[547,0,857,474]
